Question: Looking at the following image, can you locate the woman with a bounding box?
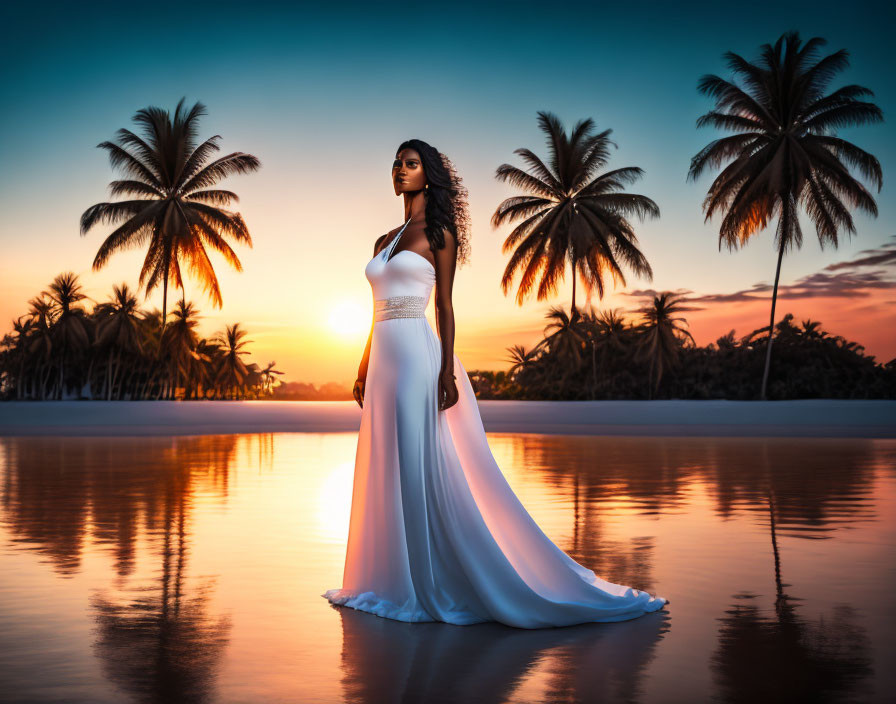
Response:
[322,139,668,628]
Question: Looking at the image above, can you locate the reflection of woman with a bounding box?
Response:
[335,604,664,702]
[323,139,668,628]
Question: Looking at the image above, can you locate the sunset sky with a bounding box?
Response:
[2,0,893,387]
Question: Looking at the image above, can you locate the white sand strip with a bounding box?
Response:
[0,400,893,438]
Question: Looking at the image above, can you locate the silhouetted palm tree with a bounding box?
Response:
[24,295,55,398]
[214,323,252,399]
[162,297,202,399]
[688,31,883,399]
[3,317,33,399]
[504,344,541,380]
[635,292,696,398]
[541,305,588,378]
[799,319,827,341]
[258,361,284,396]
[80,98,261,339]
[595,309,629,351]
[44,272,91,398]
[493,111,657,316]
[94,283,143,399]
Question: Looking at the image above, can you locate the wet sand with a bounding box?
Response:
[0,399,893,437]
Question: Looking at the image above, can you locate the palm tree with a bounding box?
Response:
[44,272,91,399]
[213,323,253,399]
[540,305,588,383]
[258,361,284,396]
[94,283,143,399]
[161,297,202,399]
[687,31,883,399]
[24,295,55,399]
[492,111,658,317]
[595,308,630,351]
[504,344,541,380]
[635,292,696,398]
[80,97,261,340]
[799,319,827,341]
[1,317,33,399]
[594,308,635,396]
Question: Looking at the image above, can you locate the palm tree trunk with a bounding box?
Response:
[106,350,114,400]
[58,347,65,400]
[112,348,122,399]
[760,242,786,400]
[590,341,596,400]
[161,257,169,341]
[85,355,96,400]
[41,363,52,400]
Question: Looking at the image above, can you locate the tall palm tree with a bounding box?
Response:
[635,292,696,398]
[492,111,658,317]
[80,97,261,339]
[687,31,883,399]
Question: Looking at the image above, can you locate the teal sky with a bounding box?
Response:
[2,0,894,383]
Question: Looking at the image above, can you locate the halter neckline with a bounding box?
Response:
[383,217,413,264]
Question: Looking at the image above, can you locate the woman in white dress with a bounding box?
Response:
[323,139,668,628]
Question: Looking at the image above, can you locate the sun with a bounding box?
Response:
[328,300,369,338]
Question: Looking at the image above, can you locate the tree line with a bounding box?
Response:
[467,299,894,400]
[0,273,281,400]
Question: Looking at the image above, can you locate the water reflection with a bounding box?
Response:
[0,434,892,703]
[335,605,666,703]
[1,436,244,575]
[711,597,873,703]
[705,440,876,703]
[0,435,247,703]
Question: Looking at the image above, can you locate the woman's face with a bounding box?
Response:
[392,148,427,196]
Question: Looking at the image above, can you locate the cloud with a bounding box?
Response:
[620,236,896,311]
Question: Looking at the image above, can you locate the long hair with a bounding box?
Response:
[395,139,471,266]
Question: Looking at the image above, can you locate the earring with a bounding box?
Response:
[424,184,429,190]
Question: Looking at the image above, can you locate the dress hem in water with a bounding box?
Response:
[322,587,668,629]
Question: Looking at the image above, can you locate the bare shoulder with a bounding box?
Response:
[433,227,458,273]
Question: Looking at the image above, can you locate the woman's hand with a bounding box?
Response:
[438,370,458,411]
[352,378,366,408]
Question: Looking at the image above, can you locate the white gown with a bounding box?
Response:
[323,219,668,629]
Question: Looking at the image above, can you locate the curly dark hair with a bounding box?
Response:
[395,139,471,266]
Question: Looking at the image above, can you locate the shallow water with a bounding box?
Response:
[0,433,894,703]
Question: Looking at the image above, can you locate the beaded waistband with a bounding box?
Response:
[374,295,427,321]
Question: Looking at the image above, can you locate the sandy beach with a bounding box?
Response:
[0,399,893,438]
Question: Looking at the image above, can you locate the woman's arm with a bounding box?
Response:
[357,234,389,383]
[357,315,375,382]
[353,235,389,407]
[434,230,459,410]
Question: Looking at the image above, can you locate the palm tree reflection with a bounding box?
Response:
[1,436,241,702]
[710,440,874,702]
